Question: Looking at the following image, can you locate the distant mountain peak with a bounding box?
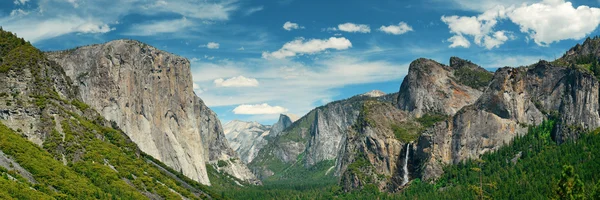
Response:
[361,90,386,97]
[281,113,299,122]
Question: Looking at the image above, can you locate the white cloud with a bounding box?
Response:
[141,0,238,20]
[378,22,413,35]
[447,35,471,48]
[206,42,220,49]
[0,16,114,43]
[508,0,600,46]
[204,55,215,60]
[441,0,600,48]
[124,17,190,36]
[262,37,352,59]
[441,5,510,50]
[283,21,304,31]
[233,103,289,115]
[0,0,238,43]
[244,6,264,16]
[13,0,29,5]
[10,9,29,17]
[214,76,259,87]
[337,23,371,33]
[443,0,536,12]
[190,55,409,117]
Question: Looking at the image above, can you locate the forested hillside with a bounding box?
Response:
[211,120,600,199]
[0,29,220,199]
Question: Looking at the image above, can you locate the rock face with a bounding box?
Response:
[397,57,491,117]
[224,114,298,164]
[268,114,298,138]
[250,94,397,180]
[224,120,271,164]
[414,61,600,181]
[560,36,600,64]
[46,40,258,185]
[337,101,419,191]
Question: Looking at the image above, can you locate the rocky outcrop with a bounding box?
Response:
[46,40,258,185]
[560,36,600,64]
[250,93,393,180]
[414,61,600,181]
[397,57,491,117]
[337,101,419,191]
[268,114,298,138]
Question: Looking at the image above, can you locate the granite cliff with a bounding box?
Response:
[0,29,214,199]
[46,40,258,185]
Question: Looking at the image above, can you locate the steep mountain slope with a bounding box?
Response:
[397,57,492,117]
[224,114,297,164]
[414,60,600,181]
[46,40,258,185]
[249,91,419,185]
[250,93,370,181]
[559,36,600,65]
[337,100,421,192]
[0,29,214,199]
[267,114,298,139]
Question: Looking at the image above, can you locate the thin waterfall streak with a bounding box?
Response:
[401,143,410,186]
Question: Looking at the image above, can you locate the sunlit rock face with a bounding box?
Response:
[47,40,259,185]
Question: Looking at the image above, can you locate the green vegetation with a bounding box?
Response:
[0,29,216,199]
[219,120,600,199]
[554,165,585,200]
[416,113,447,128]
[70,99,90,111]
[391,123,421,143]
[217,160,229,168]
[401,120,600,199]
[278,110,315,143]
[453,66,493,89]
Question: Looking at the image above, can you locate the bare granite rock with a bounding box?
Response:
[46,40,259,185]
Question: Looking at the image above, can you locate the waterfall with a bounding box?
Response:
[401,143,411,186]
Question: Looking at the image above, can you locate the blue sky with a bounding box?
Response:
[1,0,600,124]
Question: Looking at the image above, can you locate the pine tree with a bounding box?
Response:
[592,182,600,200]
[554,165,585,200]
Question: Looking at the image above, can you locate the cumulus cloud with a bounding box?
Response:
[336,23,371,33]
[262,37,352,59]
[190,55,409,118]
[508,0,600,46]
[441,0,600,48]
[214,76,259,87]
[283,21,304,31]
[233,103,289,115]
[206,42,220,49]
[441,6,511,49]
[447,35,471,48]
[378,22,413,35]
